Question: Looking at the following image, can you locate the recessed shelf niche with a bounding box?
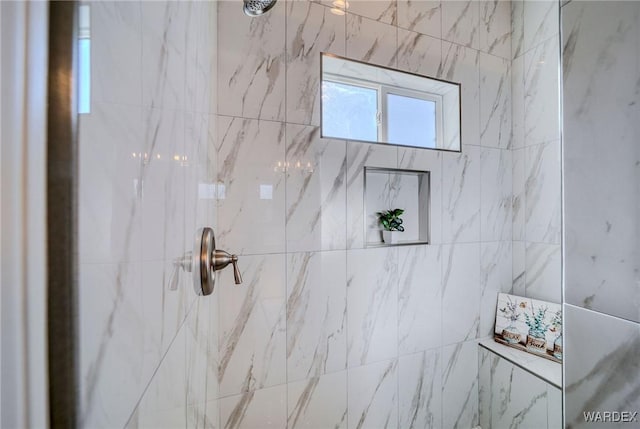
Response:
[364,167,430,247]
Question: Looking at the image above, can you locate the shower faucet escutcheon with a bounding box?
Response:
[169,227,242,296]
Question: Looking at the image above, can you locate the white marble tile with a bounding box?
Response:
[397,0,441,39]
[184,112,217,255]
[480,241,512,337]
[524,140,561,244]
[396,28,441,78]
[203,399,219,429]
[185,0,216,115]
[441,0,479,49]
[346,141,397,249]
[482,349,549,429]
[141,260,187,385]
[347,359,399,429]
[286,0,345,126]
[479,1,511,59]
[79,263,145,429]
[347,247,398,367]
[141,1,188,109]
[78,103,143,265]
[216,117,286,255]
[442,244,480,345]
[523,0,558,54]
[285,125,346,252]
[140,108,186,264]
[127,325,187,429]
[562,0,640,322]
[286,251,347,382]
[217,254,286,397]
[511,54,525,150]
[512,147,525,241]
[481,148,512,242]
[186,299,215,428]
[525,242,561,304]
[480,53,511,149]
[90,1,142,106]
[439,42,480,148]
[442,146,481,243]
[524,36,560,146]
[346,13,398,68]
[398,147,443,244]
[219,385,287,429]
[347,0,397,25]
[399,350,442,429]
[564,304,640,428]
[398,245,442,355]
[511,0,524,59]
[512,241,526,297]
[477,347,491,429]
[547,386,562,428]
[287,371,348,429]
[217,0,286,121]
[442,341,479,429]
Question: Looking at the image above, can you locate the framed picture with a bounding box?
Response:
[494,293,562,363]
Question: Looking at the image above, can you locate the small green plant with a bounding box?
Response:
[524,304,550,338]
[550,310,562,333]
[377,208,405,232]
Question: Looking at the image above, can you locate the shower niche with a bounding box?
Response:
[364,167,430,247]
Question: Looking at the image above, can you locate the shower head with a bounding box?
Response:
[243,0,277,17]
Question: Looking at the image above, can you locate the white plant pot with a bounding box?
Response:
[382,230,401,244]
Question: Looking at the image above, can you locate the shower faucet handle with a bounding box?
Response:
[212,249,243,285]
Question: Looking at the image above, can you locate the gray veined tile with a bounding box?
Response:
[523,0,559,54]
[347,247,398,367]
[348,359,399,429]
[346,13,398,68]
[525,242,561,304]
[217,254,286,397]
[442,0,479,49]
[141,1,189,109]
[286,251,347,382]
[287,371,347,429]
[442,341,479,429]
[285,124,347,253]
[219,384,287,429]
[480,241,512,337]
[399,350,442,429]
[286,0,345,126]
[398,245,442,355]
[216,117,286,256]
[396,28,442,78]
[480,148,512,242]
[397,0,441,39]
[347,0,397,26]
[564,305,640,428]
[511,0,524,59]
[441,244,480,345]
[480,53,511,150]
[479,0,512,59]
[217,0,286,121]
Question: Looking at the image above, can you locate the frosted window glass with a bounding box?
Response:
[322,81,378,142]
[387,93,436,148]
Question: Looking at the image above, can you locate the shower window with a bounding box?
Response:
[78,4,91,114]
[322,74,443,148]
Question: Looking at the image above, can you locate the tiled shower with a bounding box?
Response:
[74,1,637,428]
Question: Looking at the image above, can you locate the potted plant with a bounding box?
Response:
[524,304,550,354]
[550,310,562,360]
[499,296,522,344]
[376,208,405,244]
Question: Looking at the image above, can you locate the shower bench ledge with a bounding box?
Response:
[479,339,562,388]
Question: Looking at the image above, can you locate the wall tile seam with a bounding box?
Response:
[564,302,640,327]
[514,32,560,62]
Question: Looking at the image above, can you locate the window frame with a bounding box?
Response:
[322,72,444,149]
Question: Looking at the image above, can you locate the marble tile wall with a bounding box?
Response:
[511,0,562,304]
[478,347,562,429]
[562,1,640,427]
[78,1,517,428]
[77,1,217,427]
[213,1,512,428]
